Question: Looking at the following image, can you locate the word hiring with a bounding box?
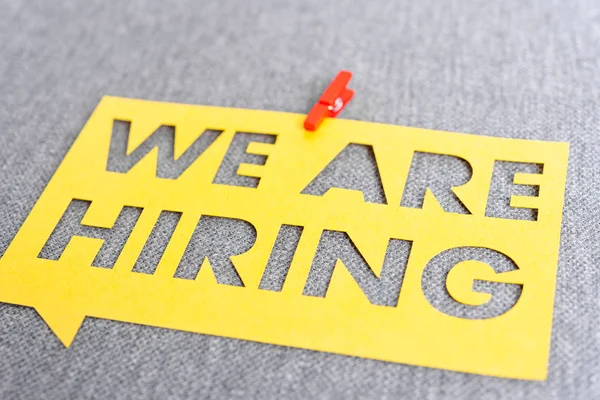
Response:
[107,120,543,220]
[40,200,522,320]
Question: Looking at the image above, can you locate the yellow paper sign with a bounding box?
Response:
[0,96,568,380]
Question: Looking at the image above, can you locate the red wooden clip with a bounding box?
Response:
[304,70,354,131]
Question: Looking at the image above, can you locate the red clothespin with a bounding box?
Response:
[304,70,354,131]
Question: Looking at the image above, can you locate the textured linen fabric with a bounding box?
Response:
[0,0,599,398]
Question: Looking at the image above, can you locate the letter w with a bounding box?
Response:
[107,120,223,179]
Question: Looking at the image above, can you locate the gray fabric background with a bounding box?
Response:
[1,0,599,398]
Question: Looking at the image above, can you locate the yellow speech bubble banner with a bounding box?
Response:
[0,96,568,380]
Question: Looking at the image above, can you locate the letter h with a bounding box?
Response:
[38,199,142,268]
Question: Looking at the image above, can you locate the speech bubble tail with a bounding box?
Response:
[35,305,85,347]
